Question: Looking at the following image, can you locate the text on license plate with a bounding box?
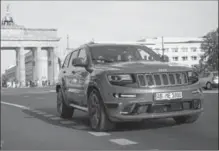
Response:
[155,92,182,100]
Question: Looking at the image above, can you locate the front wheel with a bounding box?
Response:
[173,114,200,124]
[88,89,115,132]
[57,89,74,119]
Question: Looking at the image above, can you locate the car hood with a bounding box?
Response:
[94,61,191,73]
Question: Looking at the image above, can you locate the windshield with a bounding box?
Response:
[90,45,160,64]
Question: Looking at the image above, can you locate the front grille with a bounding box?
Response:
[137,72,188,87]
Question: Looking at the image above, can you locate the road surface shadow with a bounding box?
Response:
[22,109,92,131]
[21,107,183,132]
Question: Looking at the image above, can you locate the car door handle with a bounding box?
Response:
[72,71,76,74]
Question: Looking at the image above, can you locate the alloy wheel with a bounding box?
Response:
[89,92,101,129]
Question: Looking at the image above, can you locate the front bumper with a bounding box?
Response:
[110,108,203,122]
[98,80,204,122]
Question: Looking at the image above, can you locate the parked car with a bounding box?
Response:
[56,42,204,131]
[199,71,218,90]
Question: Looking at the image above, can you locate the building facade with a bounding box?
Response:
[4,49,50,85]
[1,5,60,87]
[5,65,16,82]
[25,51,33,82]
[138,37,204,67]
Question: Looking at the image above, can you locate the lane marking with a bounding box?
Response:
[88,132,111,137]
[1,101,30,110]
[109,138,138,146]
[50,117,62,120]
[60,121,76,125]
[36,111,47,115]
[23,96,29,98]
[43,114,56,117]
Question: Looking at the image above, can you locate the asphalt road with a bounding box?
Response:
[1,87,218,150]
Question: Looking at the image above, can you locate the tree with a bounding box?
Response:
[200,28,218,71]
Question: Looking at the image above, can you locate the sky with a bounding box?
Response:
[1,1,218,74]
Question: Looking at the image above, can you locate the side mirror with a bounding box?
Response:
[73,58,87,67]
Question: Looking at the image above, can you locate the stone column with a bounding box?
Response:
[53,47,59,85]
[48,48,54,85]
[16,47,26,87]
[32,49,37,83]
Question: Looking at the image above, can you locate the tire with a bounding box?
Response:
[206,82,212,90]
[173,114,200,124]
[87,89,115,132]
[57,88,74,119]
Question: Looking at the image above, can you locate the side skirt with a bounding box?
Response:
[69,103,88,112]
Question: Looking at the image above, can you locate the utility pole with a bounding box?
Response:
[161,36,165,61]
[67,34,69,50]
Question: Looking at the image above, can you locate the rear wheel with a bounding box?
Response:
[88,89,115,131]
[206,82,212,90]
[173,114,200,124]
[57,88,74,119]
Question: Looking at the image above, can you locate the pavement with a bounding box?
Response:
[1,87,218,150]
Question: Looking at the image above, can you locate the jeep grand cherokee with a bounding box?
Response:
[56,42,204,131]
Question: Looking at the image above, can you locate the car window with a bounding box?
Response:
[90,45,160,64]
[203,73,210,77]
[62,53,71,68]
[78,48,87,62]
[69,50,79,66]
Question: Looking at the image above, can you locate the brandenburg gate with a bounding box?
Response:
[1,6,60,87]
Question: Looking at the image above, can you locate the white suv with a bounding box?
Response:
[199,71,218,90]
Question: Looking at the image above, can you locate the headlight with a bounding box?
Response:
[108,74,134,84]
[188,71,199,84]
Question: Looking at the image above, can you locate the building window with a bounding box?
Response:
[182,56,188,61]
[165,48,169,52]
[172,48,178,52]
[191,47,197,52]
[191,56,197,60]
[181,47,188,52]
[172,57,178,61]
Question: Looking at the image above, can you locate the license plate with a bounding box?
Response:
[155,92,182,100]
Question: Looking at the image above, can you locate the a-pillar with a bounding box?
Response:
[34,47,44,87]
[16,47,26,87]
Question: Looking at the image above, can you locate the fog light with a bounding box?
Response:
[120,94,137,98]
[193,100,201,109]
[137,105,148,114]
[121,103,136,115]
[113,93,137,98]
